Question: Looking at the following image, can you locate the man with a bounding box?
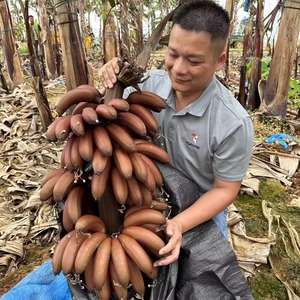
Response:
[100,0,253,270]
[29,15,41,59]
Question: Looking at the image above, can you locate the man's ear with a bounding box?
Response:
[215,51,227,71]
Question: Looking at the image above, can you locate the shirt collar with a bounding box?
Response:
[187,76,217,117]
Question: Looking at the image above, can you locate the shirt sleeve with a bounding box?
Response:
[212,116,254,182]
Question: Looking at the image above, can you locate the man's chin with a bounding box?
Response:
[171,83,191,94]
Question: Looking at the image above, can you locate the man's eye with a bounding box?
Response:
[190,61,202,65]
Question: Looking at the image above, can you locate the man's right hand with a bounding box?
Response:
[99,57,120,89]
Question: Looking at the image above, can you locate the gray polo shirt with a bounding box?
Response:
[125,69,254,236]
[131,69,253,189]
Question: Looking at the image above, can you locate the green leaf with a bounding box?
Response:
[288,79,300,100]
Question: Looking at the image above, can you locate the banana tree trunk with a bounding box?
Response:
[52,18,63,76]
[238,3,256,107]
[131,0,144,57]
[260,1,300,116]
[24,0,53,131]
[53,0,88,90]
[0,62,8,91]
[224,0,234,82]
[295,45,299,79]
[119,0,130,56]
[248,0,264,110]
[0,0,24,89]
[103,1,118,62]
[78,0,89,51]
[38,0,57,80]
[238,21,253,107]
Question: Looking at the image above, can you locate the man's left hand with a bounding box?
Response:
[153,219,183,267]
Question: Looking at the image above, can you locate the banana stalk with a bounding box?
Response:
[98,57,145,234]
[103,58,144,103]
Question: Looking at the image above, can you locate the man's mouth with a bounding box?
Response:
[173,77,188,83]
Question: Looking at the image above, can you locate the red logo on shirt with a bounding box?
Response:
[192,133,198,143]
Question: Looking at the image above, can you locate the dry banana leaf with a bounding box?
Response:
[243,138,300,195]
[228,204,276,278]
[0,86,60,279]
[291,145,300,156]
[230,196,300,298]
[0,217,30,240]
[281,219,300,258]
[250,157,292,185]
[268,258,300,300]
[275,154,299,177]
[287,195,300,208]
[0,254,15,267]
[240,177,260,195]
[268,216,300,300]
[29,222,59,239]
[0,240,24,257]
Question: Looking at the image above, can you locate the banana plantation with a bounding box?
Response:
[0,0,300,299]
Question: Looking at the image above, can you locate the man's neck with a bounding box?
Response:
[174,91,203,112]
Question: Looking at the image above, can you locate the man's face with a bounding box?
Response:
[29,16,34,25]
[165,25,226,97]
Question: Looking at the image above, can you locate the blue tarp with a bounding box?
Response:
[244,0,251,12]
[265,133,297,150]
[1,260,71,300]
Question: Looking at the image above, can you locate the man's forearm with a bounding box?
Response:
[172,180,242,234]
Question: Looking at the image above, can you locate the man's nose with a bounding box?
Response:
[172,58,187,74]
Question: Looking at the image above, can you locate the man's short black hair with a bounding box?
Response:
[173,0,230,47]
